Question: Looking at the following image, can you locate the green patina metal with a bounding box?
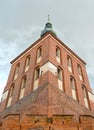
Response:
[41,15,57,37]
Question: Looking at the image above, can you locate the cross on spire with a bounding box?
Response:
[48,15,50,22]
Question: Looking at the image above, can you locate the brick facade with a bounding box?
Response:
[0,32,94,129]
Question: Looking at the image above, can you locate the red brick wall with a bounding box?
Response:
[0,33,94,112]
[0,114,94,130]
[48,36,93,107]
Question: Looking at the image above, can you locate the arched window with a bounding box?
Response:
[19,76,26,99]
[1,90,9,102]
[82,84,89,108]
[33,68,40,90]
[77,64,83,81]
[14,63,20,80]
[56,47,61,63]
[67,56,72,73]
[57,68,62,80]
[9,85,15,97]
[57,67,63,91]
[37,47,42,63]
[24,56,30,72]
[7,84,15,107]
[70,77,77,100]
[34,68,40,81]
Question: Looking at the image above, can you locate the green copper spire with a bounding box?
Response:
[41,16,57,37]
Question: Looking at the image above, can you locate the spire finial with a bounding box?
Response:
[48,15,50,22]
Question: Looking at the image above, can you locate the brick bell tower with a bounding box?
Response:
[0,17,94,130]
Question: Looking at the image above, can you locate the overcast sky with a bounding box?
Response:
[0,0,94,100]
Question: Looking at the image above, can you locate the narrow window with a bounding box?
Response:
[56,47,61,63]
[1,90,9,102]
[25,56,30,72]
[7,84,15,107]
[70,77,75,90]
[21,77,26,89]
[77,64,83,81]
[37,47,42,63]
[56,48,60,58]
[67,57,72,73]
[9,85,15,97]
[37,48,42,58]
[33,68,40,90]
[19,77,26,99]
[57,68,62,80]
[34,68,40,80]
[14,64,20,80]
[70,77,77,100]
[82,85,87,98]
[57,68,63,91]
[82,85,89,108]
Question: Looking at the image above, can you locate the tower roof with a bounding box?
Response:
[1,83,94,121]
[41,15,57,37]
